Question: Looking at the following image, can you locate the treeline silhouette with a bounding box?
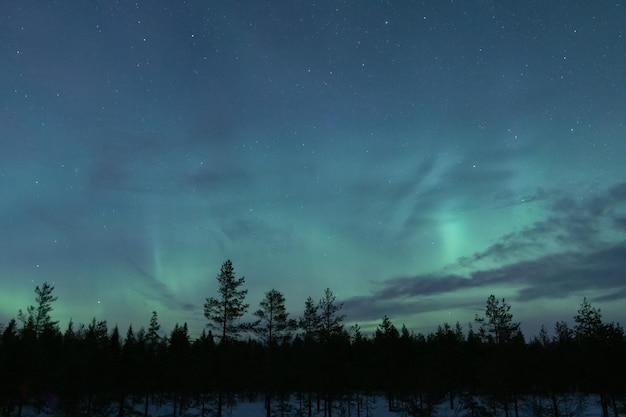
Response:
[1,260,625,417]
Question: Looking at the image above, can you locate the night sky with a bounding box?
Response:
[2,1,625,338]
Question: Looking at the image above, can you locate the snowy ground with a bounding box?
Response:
[11,392,609,417]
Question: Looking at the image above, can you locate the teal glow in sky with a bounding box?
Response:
[2,1,625,337]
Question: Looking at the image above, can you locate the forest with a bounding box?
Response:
[1,260,625,417]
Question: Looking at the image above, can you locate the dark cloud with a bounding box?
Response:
[595,288,626,303]
[343,243,626,323]
[343,295,457,323]
[463,182,626,266]
[344,182,626,323]
[491,187,550,209]
[511,246,626,301]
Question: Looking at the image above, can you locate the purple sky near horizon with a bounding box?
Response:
[1,1,625,339]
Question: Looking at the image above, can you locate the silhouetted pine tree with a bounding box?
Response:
[475,295,520,345]
[204,260,249,343]
[0,319,20,416]
[58,319,86,416]
[253,288,296,417]
[14,282,61,413]
[296,296,321,417]
[4,281,626,416]
[107,325,130,417]
[17,283,59,339]
[345,323,374,395]
[143,311,162,416]
[203,260,249,417]
[316,288,347,417]
[573,298,625,417]
[168,323,191,417]
[430,322,465,410]
[191,330,216,416]
[374,315,401,410]
[82,318,111,415]
[475,295,522,417]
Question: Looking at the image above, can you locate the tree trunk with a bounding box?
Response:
[600,394,609,417]
[327,394,332,417]
[503,395,509,417]
[317,392,320,413]
[217,391,223,417]
[86,394,92,416]
[419,392,424,415]
[144,392,149,417]
[281,392,285,417]
[551,392,560,417]
[118,392,125,417]
[265,392,271,417]
[347,393,351,417]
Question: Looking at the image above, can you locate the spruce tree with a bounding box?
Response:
[147,310,161,350]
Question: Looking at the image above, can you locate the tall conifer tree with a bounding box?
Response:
[203,260,249,417]
[203,260,249,342]
[475,294,520,344]
[18,282,59,338]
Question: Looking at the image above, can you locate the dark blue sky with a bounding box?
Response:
[2,1,625,337]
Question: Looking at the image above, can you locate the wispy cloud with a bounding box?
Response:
[123,256,196,313]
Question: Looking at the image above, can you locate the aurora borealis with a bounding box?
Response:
[1,2,625,338]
